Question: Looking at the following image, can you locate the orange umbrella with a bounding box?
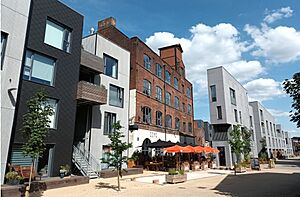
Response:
[194,146,205,153]
[185,145,195,153]
[164,145,193,153]
[211,148,220,153]
[203,146,214,153]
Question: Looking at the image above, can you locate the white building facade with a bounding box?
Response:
[207,67,258,168]
[1,0,31,184]
[82,34,130,170]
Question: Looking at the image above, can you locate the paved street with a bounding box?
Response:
[43,159,300,197]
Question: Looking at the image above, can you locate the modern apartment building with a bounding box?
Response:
[0,0,31,184]
[207,66,257,168]
[7,0,86,178]
[81,33,130,170]
[97,17,195,156]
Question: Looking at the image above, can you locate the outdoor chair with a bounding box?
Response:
[181,162,190,172]
[192,161,200,171]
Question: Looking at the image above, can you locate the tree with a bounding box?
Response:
[229,125,252,164]
[22,90,53,197]
[101,121,132,191]
[283,72,300,128]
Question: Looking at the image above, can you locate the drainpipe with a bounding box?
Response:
[164,64,167,141]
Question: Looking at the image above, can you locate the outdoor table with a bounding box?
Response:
[146,162,163,171]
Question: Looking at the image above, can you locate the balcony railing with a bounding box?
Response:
[76,81,107,105]
[80,49,104,74]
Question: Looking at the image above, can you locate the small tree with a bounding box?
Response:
[101,121,132,191]
[22,90,53,196]
[283,72,300,128]
[229,125,244,164]
[258,137,268,160]
[241,128,252,161]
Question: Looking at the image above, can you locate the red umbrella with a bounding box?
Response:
[194,146,205,153]
[203,146,214,153]
[164,145,193,153]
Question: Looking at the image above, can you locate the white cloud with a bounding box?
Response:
[263,7,293,24]
[267,108,290,117]
[145,23,264,96]
[244,24,300,63]
[244,78,284,101]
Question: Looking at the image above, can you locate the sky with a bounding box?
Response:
[63,0,300,137]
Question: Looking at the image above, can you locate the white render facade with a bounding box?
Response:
[0,0,31,184]
[207,67,257,168]
[82,34,130,170]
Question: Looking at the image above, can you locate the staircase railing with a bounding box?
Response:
[72,145,100,177]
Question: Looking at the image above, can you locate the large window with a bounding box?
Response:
[217,106,222,119]
[175,118,180,130]
[104,54,118,79]
[165,115,172,128]
[260,109,264,121]
[183,122,186,132]
[188,104,192,115]
[174,77,179,89]
[187,87,191,98]
[156,63,162,78]
[104,112,116,135]
[230,88,236,105]
[239,111,242,124]
[142,107,151,124]
[143,79,151,96]
[175,96,180,110]
[165,92,171,105]
[1,32,8,70]
[44,19,71,52]
[188,122,192,132]
[144,54,151,70]
[210,85,216,102]
[165,70,171,84]
[109,84,124,108]
[23,50,55,86]
[234,109,238,122]
[42,98,58,129]
[156,111,162,127]
[156,86,162,102]
[182,103,186,112]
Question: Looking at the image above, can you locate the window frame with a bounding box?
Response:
[144,54,151,70]
[156,63,162,78]
[103,112,117,135]
[165,70,171,84]
[42,98,58,129]
[187,87,191,98]
[217,106,222,119]
[188,104,192,115]
[174,96,180,110]
[234,109,238,122]
[156,111,163,127]
[142,106,152,124]
[230,88,236,105]
[210,85,216,102]
[109,84,124,108]
[165,92,171,105]
[143,79,152,96]
[156,86,162,102]
[1,31,8,70]
[188,122,192,132]
[174,77,179,89]
[175,117,180,130]
[165,115,172,128]
[103,53,118,79]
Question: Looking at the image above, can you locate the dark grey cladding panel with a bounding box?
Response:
[81,49,104,74]
[212,132,228,141]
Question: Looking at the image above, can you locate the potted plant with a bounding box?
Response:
[234,163,246,173]
[59,164,70,178]
[128,150,140,168]
[166,169,187,184]
[5,171,23,185]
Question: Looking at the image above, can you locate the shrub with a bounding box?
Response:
[168,169,184,175]
[5,171,23,181]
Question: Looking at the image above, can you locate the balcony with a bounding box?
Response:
[76,81,107,105]
[80,49,104,74]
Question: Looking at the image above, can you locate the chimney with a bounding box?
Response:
[98,17,116,31]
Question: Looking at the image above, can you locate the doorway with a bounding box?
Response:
[37,145,54,177]
[218,146,226,166]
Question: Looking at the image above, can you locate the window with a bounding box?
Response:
[165,92,171,105]
[156,63,162,78]
[266,120,269,133]
[165,115,172,128]
[23,50,55,86]
[183,122,186,132]
[182,85,184,94]
[165,70,171,84]
[239,111,242,124]
[187,87,191,98]
[188,122,192,132]
[234,109,238,122]
[156,86,162,102]
[175,118,180,130]
[104,112,116,135]
[156,111,162,126]
[144,54,151,70]
[250,116,253,127]
[44,19,71,52]
[143,79,151,96]
[182,103,186,112]
[180,67,184,77]
[109,84,124,108]
[104,54,118,79]
[175,96,180,110]
[210,85,216,102]
[1,32,8,70]
[188,104,192,115]
[174,77,179,89]
[142,107,151,124]
[230,88,236,105]
[260,109,264,121]
[42,98,58,129]
[217,106,222,119]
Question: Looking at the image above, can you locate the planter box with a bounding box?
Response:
[235,167,246,173]
[166,174,187,184]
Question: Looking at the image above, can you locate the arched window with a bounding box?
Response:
[156,63,162,78]
[156,86,162,101]
[175,117,180,130]
[156,111,162,126]
[165,115,172,128]
[142,106,151,124]
[165,70,171,84]
[174,77,178,89]
[143,79,151,96]
[144,54,151,70]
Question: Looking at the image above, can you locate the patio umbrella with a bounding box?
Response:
[203,146,214,153]
[211,148,220,153]
[194,146,205,153]
[164,145,193,153]
[145,139,175,148]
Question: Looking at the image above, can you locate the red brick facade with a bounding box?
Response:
[98,18,195,139]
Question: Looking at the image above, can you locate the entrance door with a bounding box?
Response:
[37,145,54,177]
[218,147,226,166]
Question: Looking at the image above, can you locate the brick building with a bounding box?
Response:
[97,17,195,155]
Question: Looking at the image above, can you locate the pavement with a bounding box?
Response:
[42,158,300,197]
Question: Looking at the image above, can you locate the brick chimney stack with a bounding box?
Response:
[159,44,185,69]
[98,17,116,31]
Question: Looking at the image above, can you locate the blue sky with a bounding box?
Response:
[63,0,300,136]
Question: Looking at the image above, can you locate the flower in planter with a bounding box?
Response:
[5,171,24,185]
